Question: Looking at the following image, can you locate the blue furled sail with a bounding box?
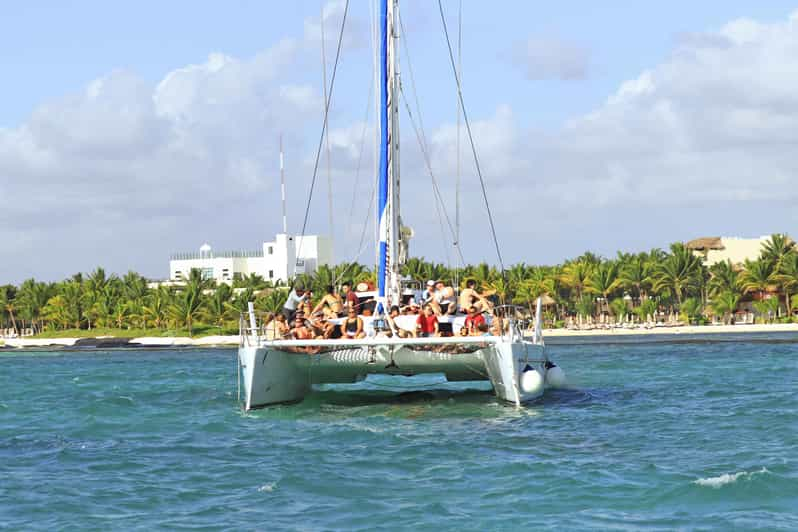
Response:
[376,0,393,314]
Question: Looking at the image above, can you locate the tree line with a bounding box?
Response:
[2,234,797,337]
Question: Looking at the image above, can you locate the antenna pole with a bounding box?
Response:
[280,133,287,234]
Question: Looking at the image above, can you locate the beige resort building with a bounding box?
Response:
[686,235,777,266]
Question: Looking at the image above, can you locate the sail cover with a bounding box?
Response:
[376,0,395,314]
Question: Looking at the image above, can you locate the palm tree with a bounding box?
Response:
[711,291,740,325]
[618,254,652,301]
[225,288,255,318]
[16,279,54,334]
[255,288,289,315]
[633,298,658,323]
[707,260,739,297]
[1,286,19,336]
[574,294,595,320]
[168,269,208,336]
[42,295,71,330]
[679,298,703,324]
[761,233,795,271]
[560,260,593,301]
[59,280,84,329]
[772,252,798,318]
[738,258,775,301]
[202,284,233,332]
[586,261,621,316]
[609,298,629,323]
[651,243,703,307]
[233,273,269,291]
[143,286,172,329]
[514,276,553,314]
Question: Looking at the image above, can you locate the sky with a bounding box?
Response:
[2,1,798,283]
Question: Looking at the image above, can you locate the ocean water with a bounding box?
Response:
[2,338,797,530]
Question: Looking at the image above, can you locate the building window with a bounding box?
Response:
[268,270,274,279]
[175,271,182,280]
[201,268,214,280]
[268,246,273,255]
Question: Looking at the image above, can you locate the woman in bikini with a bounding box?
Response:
[311,285,344,318]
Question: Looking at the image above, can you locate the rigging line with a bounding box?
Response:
[432,186,452,267]
[437,0,505,273]
[396,13,431,160]
[345,73,375,254]
[396,9,448,268]
[296,0,350,264]
[338,152,378,284]
[398,10,458,269]
[399,86,465,266]
[320,2,335,270]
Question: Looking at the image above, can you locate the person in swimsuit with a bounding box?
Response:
[386,305,412,338]
[458,279,492,314]
[339,308,365,339]
[273,314,290,338]
[433,281,457,315]
[311,285,344,317]
[290,316,313,340]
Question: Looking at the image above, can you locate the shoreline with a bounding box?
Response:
[2,323,798,350]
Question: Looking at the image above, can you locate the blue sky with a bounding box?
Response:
[3,1,795,128]
[2,1,798,282]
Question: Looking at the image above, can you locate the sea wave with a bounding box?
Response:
[693,468,769,488]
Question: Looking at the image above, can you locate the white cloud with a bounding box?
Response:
[3,9,798,281]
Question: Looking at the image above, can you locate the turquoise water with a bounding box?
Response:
[2,338,797,530]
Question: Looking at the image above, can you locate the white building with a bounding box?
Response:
[169,234,333,285]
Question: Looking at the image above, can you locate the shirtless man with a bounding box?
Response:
[311,285,343,317]
[433,281,457,315]
[290,315,313,340]
[458,279,492,314]
[386,305,412,338]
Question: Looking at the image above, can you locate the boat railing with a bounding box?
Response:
[239,308,264,348]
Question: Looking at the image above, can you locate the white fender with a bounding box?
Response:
[520,367,544,395]
[545,364,567,388]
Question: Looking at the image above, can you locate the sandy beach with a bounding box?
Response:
[2,323,797,349]
[541,323,798,337]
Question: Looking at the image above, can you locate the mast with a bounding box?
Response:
[320,3,335,265]
[377,0,400,312]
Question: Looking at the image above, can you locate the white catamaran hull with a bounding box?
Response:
[238,338,547,410]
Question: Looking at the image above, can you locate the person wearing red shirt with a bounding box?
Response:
[415,305,439,337]
[464,306,486,334]
[341,282,361,313]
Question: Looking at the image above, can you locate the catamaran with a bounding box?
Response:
[237,0,565,410]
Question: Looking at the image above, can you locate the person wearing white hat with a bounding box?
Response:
[422,280,436,306]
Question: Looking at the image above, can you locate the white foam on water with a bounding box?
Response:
[258,482,277,492]
[693,467,769,488]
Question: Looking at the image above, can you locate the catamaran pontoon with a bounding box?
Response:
[237,0,564,409]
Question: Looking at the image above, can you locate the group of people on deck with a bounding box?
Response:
[276,278,499,341]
